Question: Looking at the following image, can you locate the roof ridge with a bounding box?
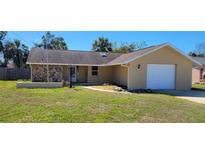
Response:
[192,56,205,58]
[132,42,168,52]
[31,43,168,54]
[132,45,156,52]
[31,47,93,52]
[31,47,124,54]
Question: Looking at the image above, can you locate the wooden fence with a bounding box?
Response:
[0,68,31,80]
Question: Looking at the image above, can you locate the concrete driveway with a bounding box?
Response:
[158,90,205,104]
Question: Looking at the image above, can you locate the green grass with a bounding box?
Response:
[0,81,205,122]
[192,84,205,90]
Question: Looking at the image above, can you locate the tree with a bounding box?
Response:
[12,39,29,68]
[189,42,205,57]
[195,42,205,57]
[51,37,68,50]
[114,41,147,53]
[13,39,21,68]
[0,31,7,52]
[21,44,29,67]
[2,41,14,67]
[3,40,29,68]
[92,37,113,52]
[188,52,197,57]
[0,32,29,67]
[34,31,68,50]
[0,31,7,66]
[0,31,7,40]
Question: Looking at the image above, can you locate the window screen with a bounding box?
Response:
[92,66,98,76]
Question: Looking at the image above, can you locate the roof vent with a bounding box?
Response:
[100,53,107,57]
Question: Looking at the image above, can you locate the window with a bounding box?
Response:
[92,66,98,76]
[200,68,203,80]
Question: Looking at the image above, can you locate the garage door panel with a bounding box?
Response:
[147,64,176,89]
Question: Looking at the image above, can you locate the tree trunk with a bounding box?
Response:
[3,58,8,67]
[16,49,21,68]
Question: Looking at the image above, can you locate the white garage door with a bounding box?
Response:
[147,64,176,90]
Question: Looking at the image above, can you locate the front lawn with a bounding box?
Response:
[0,81,205,122]
[192,84,205,90]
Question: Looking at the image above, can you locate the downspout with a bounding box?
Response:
[69,64,74,88]
[46,45,49,83]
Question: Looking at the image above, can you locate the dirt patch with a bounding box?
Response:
[67,89,77,92]
[83,86,129,94]
[86,103,111,114]
[139,115,165,122]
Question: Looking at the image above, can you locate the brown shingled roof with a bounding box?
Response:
[27,48,122,65]
[27,43,199,66]
[192,57,205,65]
[107,44,164,65]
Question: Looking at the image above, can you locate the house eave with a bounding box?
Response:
[123,43,202,66]
[26,62,124,67]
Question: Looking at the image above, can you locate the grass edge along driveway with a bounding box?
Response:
[192,84,205,90]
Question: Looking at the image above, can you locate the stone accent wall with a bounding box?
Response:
[32,64,63,82]
[32,65,47,82]
[48,65,63,82]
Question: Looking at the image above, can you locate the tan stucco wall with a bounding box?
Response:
[59,66,88,82]
[192,67,200,83]
[127,46,193,90]
[87,66,113,84]
[77,66,88,82]
[113,65,128,86]
[62,66,88,82]
[62,65,69,81]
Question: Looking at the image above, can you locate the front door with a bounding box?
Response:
[70,66,76,82]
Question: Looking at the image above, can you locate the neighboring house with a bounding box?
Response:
[192,57,205,83]
[7,63,15,68]
[27,43,200,90]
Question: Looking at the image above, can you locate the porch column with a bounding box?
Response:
[30,64,33,82]
[47,65,49,82]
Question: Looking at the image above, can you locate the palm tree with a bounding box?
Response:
[13,39,21,68]
[2,41,14,67]
[3,39,29,68]
[0,31,7,52]
[13,39,29,68]
[34,32,68,50]
[0,31,7,66]
[92,37,113,52]
[51,37,68,50]
[0,32,29,67]
[114,41,147,53]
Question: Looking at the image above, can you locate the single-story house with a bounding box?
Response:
[192,57,205,83]
[26,43,200,90]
